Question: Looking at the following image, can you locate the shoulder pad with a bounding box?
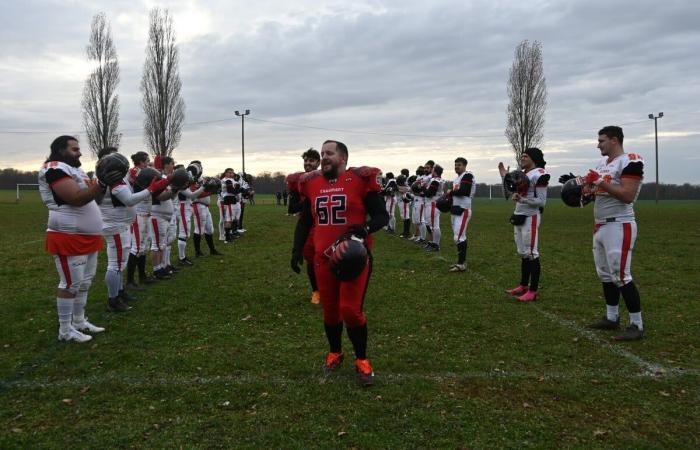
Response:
[536,173,550,186]
[351,166,382,179]
[627,153,643,161]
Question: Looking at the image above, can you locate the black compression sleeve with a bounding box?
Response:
[364,191,389,233]
[292,199,313,253]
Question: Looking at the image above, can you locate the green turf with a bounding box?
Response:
[0,190,698,449]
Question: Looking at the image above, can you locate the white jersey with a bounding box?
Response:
[100,179,152,234]
[151,186,175,220]
[418,174,432,203]
[513,167,549,216]
[239,178,250,204]
[593,153,644,224]
[452,171,476,209]
[424,176,444,202]
[38,161,103,235]
[221,177,239,203]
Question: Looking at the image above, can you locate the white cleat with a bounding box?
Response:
[72,318,105,334]
[449,264,466,273]
[238,229,246,233]
[58,327,93,343]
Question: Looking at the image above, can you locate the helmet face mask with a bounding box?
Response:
[324,235,368,281]
[186,162,203,180]
[503,170,530,197]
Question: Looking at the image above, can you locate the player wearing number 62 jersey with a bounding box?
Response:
[292,140,388,386]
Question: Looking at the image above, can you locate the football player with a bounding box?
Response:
[98,148,170,312]
[498,148,550,302]
[291,140,389,386]
[422,164,444,251]
[382,172,398,233]
[287,147,322,304]
[126,151,156,289]
[191,161,223,257]
[39,136,106,342]
[150,156,177,279]
[449,157,476,272]
[220,168,239,242]
[175,163,205,265]
[408,166,425,241]
[396,169,412,238]
[562,126,646,340]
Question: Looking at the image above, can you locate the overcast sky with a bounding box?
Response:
[1,0,699,183]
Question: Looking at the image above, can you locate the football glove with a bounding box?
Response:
[346,224,369,240]
[584,170,602,186]
[558,172,576,184]
[290,250,303,274]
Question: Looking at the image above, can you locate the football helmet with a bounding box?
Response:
[435,193,453,213]
[325,235,368,281]
[95,152,129,185]
[169,168,191,190]
[186,161,203,180]
[503,170,530,196]
[561,177,594,207]
[203,177,221,193]
[132,167,161,192]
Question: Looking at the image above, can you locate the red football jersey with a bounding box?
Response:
[299,166,382,254]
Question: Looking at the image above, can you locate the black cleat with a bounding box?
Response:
[179,257,194,266]
[614,324,644,341]
[107,297,131,313]
[588,316,620,330]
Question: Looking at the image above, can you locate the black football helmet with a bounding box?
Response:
[95,152,129,185]
[561,177,594,207]
[203,177,221,193]
[325,235,368,281]
[170,168,191,190]
[435,194,453,213]
[133,167,161,192]
[186,161,203,180]
[503,170,530,196]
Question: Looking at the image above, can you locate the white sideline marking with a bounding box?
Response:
[3,367,696,391]
[532,305,671,377]
[18,239,43,246]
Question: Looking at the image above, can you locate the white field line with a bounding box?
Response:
[531,305,676,377]
[3,367,697,391]
[18,239,43,246]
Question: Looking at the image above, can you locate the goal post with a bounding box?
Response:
[16,183,40,202]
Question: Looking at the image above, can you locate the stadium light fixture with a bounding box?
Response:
[235,110,251,174]
[649,112,664,204]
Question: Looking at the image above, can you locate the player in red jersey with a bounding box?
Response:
[291,140,389,386]
[287,148,322,304]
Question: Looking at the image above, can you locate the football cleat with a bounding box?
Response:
[153,270,171,280]
[238,229,247,233]
[179,257,194,266]
[323,352,344,375]
[58,327,92,343]
[310,291,321,305]
[107,297,131,313]
[516,290,538,302]
[140,276,157,285]
[505,285,528,296]
[355,359,375,387]
[588,316,620,330]
[72,318,105,333]
[425,243,440,252]
[449,264,466,272]
[119,290,137,302]
[167,265,178,273]
[614,324,644,341]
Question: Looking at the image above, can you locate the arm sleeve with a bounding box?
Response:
[287,191,302,214]
[112,184,152,206]
[364,191,390,233]
[453,173,474,196]
[518,186,548,207]
[292,199,313,254]
[45,168,71,187]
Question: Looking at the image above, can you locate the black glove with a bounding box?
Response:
[347,224,369,240]
[558,172,576,184]
[290,250,303,274]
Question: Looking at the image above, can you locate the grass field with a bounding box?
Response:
[1,190,698,449]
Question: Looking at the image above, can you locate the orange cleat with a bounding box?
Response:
[355,358,375,387]
[310,291,321,304]
[323,352,344,375]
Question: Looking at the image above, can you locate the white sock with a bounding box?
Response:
[178,239,187,259]
[606,305,619,322]
[105,269,121,298]
[163,247,171,267]
[629,312,643,330]
[57,297,74,333]
[432,228,441,245]
[72,291,87,324]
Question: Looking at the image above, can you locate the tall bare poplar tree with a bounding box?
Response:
[505,40,547,165]
[82,12,120,157]
[141,8,185,157]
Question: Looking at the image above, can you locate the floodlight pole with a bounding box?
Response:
[648,112,663,203]
[235,109,251,174]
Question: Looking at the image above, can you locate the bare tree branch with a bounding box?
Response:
[141,8,185,157]
[505,40,547,167]
[81,12,120,157]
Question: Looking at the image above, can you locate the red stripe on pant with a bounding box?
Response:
[419,204,424,223]
[193,204,202,232]
[114,233,123,272]
[458,209,470,239]
[430,203,436,226]
[530,214,538,257]
[620,223,632,282]
[133,218,141,253]
[180,203,188,235]
[151,218,161,248]
[59,255,72,288]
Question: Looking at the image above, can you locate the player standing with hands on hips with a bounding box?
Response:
[291,140,388,386]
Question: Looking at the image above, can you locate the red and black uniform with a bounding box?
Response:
[293,167,388,358]
[287,172,318,292]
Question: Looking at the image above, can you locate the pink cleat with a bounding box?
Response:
[516,290,539,302]
[505,285,528,296]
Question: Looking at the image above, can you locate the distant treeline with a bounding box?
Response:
[3,168,699,200]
